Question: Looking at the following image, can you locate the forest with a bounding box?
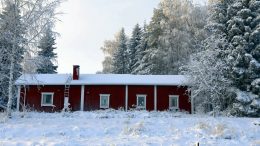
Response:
[100,0,260,117]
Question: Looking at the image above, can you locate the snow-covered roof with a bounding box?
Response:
[15,74,188,86]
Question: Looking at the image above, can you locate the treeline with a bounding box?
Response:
[0,0,61,117]
[101,0,260,117]
[101,0,207,75]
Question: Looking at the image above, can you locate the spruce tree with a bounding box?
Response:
[191,0,260,116]
[227,0,260,116]
[37,25,58,74]
[128,24,142,74]
[132,23,150,74]
[112,28,128,74]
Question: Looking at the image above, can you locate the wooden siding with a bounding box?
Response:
[20,85,81,112]
[128,85,154,111]
[157,86,191,113]
[20,85,64,112]
[84,85,125,110]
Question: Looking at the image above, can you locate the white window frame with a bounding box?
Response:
[100,94,110,109]
[41,92,54,107]
[136,94,147,110]
[169,95,179,110]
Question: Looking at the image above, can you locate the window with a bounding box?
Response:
[169,95,179,110]
[100,94,110,109]
[136,94,146,109]
[41,92,54,106]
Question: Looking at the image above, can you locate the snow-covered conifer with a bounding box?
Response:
[142,6,165,75]
[139,0,207,75]
[127,24,142,74]
[112,28,129,74]
[226,0,260,116]
[132,23,150,74]
[36,25,58,74]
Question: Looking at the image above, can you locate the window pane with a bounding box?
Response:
[43,94,52,104]
[138,96,145,106]
[170,97,178,107]
[101,96,108,107]
[172,98,176,107]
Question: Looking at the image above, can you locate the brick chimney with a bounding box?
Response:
[73,65,80,80]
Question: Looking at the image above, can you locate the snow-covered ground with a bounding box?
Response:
[0,110,260,146]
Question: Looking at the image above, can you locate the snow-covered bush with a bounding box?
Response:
[122,121,145,136]
[194,121,238,140]
[0,112,8,123]
[211,123,236,140]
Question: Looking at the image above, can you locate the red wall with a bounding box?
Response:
[157,86,191,113]
[19,85,190,113]
[84,85,125,110]
[128,85,154,111]
[20,85,81,112]
[20,85,64,112]
[67,85,81,111]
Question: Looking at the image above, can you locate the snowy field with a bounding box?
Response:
[0,110,260,146]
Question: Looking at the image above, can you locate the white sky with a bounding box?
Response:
[55,0,206,74]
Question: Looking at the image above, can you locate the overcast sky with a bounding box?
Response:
[55,0,206,74]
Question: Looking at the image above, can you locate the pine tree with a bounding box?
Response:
[36,25,58,74]
[127,24,142,73]
[112,28,128,74]
[0,1,25,114]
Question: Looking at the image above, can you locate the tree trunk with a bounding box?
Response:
[7,52,14,118]
[7,0,17,118]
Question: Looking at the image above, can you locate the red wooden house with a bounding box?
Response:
[15,65,192,113]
